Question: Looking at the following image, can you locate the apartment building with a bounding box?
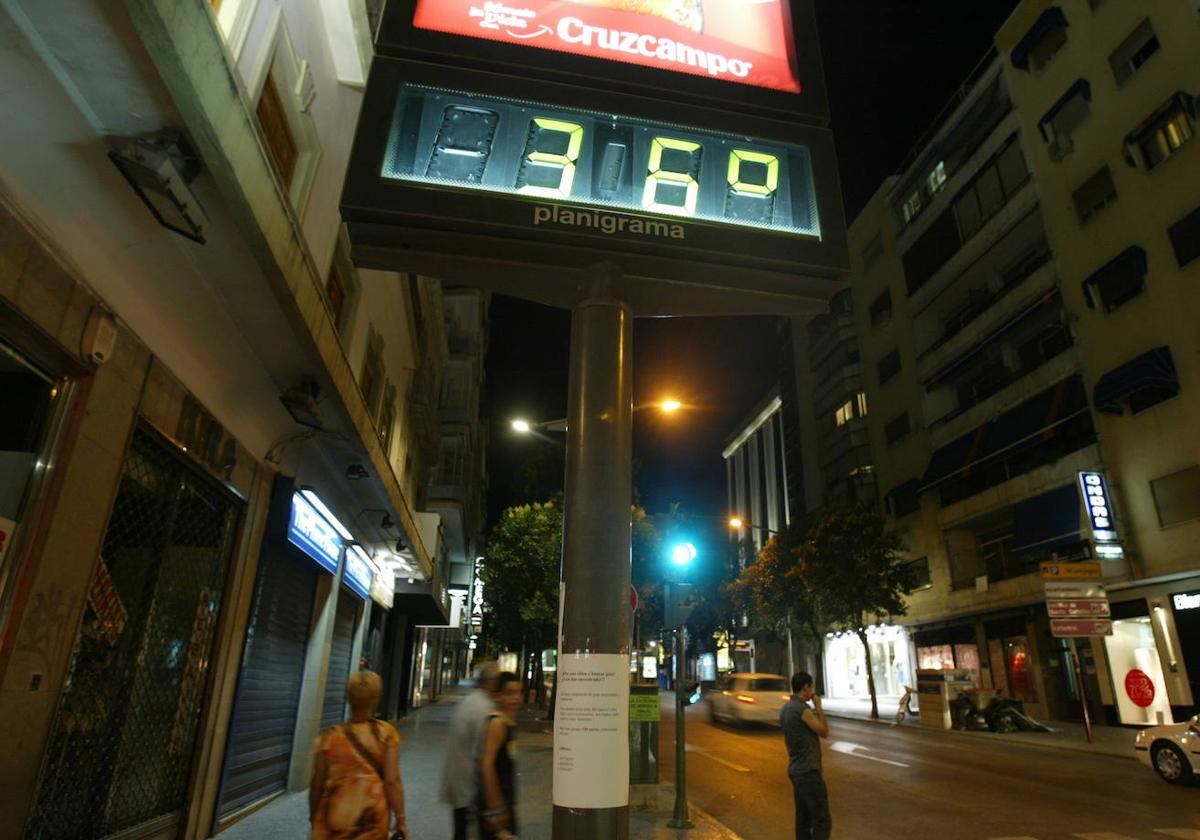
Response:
[843,0,1200,727]
[0,3,485,838]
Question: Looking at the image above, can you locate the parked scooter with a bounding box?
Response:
[894,685,916,724]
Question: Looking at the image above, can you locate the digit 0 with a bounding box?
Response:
[727,149,779,196]
[515,118,584,198]
[642,137,702,215]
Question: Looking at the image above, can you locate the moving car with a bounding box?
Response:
[709,672,791,727]
[1134,714,1200,784]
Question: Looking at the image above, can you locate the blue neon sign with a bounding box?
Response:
[344,545,374,600]
[288,492,342,574]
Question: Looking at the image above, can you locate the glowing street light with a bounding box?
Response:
[511,419,532,433]
[728,516,744,529]
[660,398,682,413]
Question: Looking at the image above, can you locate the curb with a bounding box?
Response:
[822,710,1135,761]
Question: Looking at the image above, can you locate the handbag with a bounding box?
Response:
[342,721,406,840]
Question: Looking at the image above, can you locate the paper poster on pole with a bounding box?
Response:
[552,652,630,808]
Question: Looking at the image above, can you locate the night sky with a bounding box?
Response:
[483,1,1020,522]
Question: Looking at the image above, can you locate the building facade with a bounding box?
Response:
[0,2,485,838]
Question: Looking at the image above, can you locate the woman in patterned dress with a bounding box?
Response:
[310,670,408,840]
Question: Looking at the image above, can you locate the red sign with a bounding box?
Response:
[1046,598,1111,618]
[1124,669,1155,708]
[412,0,801,93]
[88,557,128,646]
[1049,618,1113,638]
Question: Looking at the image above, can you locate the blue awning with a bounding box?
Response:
[1093,346,1178,414]
[1012,484,1082,555]
[920,375,1087,492]
[1038,79,1092,140]
[1082,247,1147,309]
[1011,6,1069,72]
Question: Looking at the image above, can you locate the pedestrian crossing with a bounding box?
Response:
[989,830,1200,840]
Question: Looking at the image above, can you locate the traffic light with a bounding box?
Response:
[669,541,697,567]
[664,582,697,627]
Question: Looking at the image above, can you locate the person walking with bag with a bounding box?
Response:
[441,661,501,839]
[310,670,408,840]
[478,672,522,840]
[781,672,831,840]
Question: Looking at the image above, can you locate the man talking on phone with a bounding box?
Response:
[780,672,831,840]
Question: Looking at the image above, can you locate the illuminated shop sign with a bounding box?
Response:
[382,85,819,239]
[344,544,376,600]
[1078,472,1119,544]
[412,0,800,93]
[370,563,395,609]
[288,492,343,574]
[1174,591,1200,611]
[471,559,485,629]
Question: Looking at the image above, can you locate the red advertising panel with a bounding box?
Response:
[412,0,800,93]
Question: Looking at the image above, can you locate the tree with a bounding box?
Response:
[798,506,910,719]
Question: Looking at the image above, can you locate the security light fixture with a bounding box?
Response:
[345,463,369,480]
[280,377,325,430]
[109,131,207,244]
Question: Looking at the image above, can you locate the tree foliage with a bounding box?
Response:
[481,500,563,653]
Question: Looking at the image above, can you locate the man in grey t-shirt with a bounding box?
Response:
[441,661,501,839]
[780,672,831,840]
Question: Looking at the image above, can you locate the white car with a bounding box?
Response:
[1134,714,1200,784]
[709,673,791,727]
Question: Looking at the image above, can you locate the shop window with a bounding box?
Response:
[1104,608,1175,724]
[861,233,883,271]
[918,644,954,670]
[1109,19,1159,87]
[1168,203,1200,267]
[1150,465,1200,526]
[954,643,982,687]
[884,412,910,446]
[876,348,901,386]
[1072,165,1117,224]
[869,289,892,328]
[989,636,1037,703]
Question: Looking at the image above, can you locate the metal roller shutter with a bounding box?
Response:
[217,551,316,819]
[321,589,360,730]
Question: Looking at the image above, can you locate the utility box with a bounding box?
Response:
[916,669,975,729]
[629,683,660,784]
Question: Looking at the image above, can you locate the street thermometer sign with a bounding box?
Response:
[342,0,846,315]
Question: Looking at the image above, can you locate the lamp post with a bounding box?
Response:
[511,398,683,437]
[666,541,697,830]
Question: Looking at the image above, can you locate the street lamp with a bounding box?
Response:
[510,398,685,436]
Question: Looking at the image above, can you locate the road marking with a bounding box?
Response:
[684,744,752,773]
[1155,831,1200,840]
[829,740,910,768]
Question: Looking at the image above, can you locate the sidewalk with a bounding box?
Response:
[219,683,741,840]
[819,694,1137,759]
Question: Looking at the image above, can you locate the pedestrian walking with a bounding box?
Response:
[440,661,501,839]
[781,671,831,840]
[478,671,523,840]
[309,670,407,840]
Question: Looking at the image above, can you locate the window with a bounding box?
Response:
[1151,466,1200,526]
[869,289,892,328]
[902,557,932,590]
[926,161,947,195]
[1039,80,1092,160]
[361,330,384,417]
[857,391,869,417]
[256,71,298,188]
[1109,19,1159,86]
[884,412,910,445]
[1028,25,1067,73]
[1134,99,1194,170]
[902,190,922,224]
[995,141,1028,195]
[903,207,963,295]
[876,348,901,386]
[861,234,884,270]
[325,261,347,329]
[835,399,854,427]
[1168,204,1200,267]
[1072,165,1117,223]
[379,381,397,452]
[953,139,1028,241]
[887,480,921,518]
[1082,247,1147,312]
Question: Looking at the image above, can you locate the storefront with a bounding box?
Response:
[824,625,913,699]
[1170,587,1200,720]
[27,424,242,839]
[914,624,982,688]
[215,481,339,823]
[320,545,374,729]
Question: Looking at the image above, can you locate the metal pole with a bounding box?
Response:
[669,625,693,829]
[553,283,633,840]
[1072,638,1095,744]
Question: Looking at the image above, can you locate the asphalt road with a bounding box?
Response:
[658,696,1199,840]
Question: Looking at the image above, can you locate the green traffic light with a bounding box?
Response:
[670,542,698,566]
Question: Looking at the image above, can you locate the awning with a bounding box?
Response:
[1082,246,1147,309]
[1038,79,1091,140]
[1012,483,1082,555]
[925,290,1061,386]
[1011,6,1069,72]
[920,375,1087,492]
[1093,346,1178,414]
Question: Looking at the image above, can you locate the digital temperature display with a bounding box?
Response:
[381,84,819,238]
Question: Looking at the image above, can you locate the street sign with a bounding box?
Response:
[1046,598,1111,619]
[629,691,661,722]
[1050,618,1113,638]
[1124,669,1155,708]
[1043,581,1106,599]
[1040,561,1102,580]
